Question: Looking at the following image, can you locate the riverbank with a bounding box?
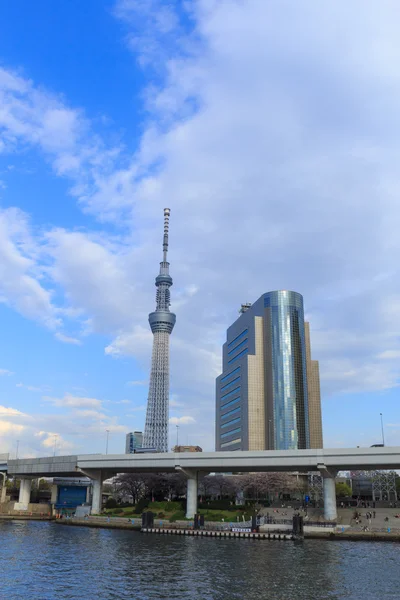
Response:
[57,517,141,530]
[55,516,400,542]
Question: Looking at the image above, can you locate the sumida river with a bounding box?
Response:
[0,521,398,600]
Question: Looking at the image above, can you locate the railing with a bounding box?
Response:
[258,516,337,528]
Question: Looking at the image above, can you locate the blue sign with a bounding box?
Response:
[305,496,310,503]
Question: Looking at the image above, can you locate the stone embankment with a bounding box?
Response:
[0,501,52,520]
[56,516,400,542]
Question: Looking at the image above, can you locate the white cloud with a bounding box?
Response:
[15,383,51,392]
[377,350,400,360]
[126,404,147,413]
[0,405,28,418]
[55,332,82,345]
[0,421,25,436]
[169,416,195,425]
[0,208,60,329]
[0,369,14,376]
[126,380,147,386]
[43,393,103,410]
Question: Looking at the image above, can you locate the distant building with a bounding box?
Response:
[125,431,143,454]
[172,445,203,453]
[216,290,323,451]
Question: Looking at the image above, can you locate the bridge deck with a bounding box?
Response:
[5,447,400,477]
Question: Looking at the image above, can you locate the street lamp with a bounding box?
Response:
[105,430,110,455]
[53,435,58,457]
[380,413,385,446]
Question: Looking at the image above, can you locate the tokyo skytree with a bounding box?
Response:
[143,208,176,452]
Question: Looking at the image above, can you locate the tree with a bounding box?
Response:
[114,473,147,504]
[235,472,292,502]
[113,472,187,504]
[204,474,236,498]
[336,482,352,498]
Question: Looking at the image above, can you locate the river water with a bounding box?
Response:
[0,521,398,600]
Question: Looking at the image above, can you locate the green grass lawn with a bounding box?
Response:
[103,501,252,522]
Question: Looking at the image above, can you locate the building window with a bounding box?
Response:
[227,329,248,349]
[220,397,240,409]
[228,348,248,364]
[221,427,241,439]
[220,376,241,392]
[221,438,241,448]
[227,338,248,356]
[221,406,241,420]
[220,386,241,402]
[220,366,240,384]
[221,417,241,429]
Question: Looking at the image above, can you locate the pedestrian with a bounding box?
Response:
[373,511,376,518]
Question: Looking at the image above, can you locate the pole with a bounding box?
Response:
[268,420,272,450]
[53,435,58,457]
[380,413,385,446]
[106,430,110,455]
[176,425,179,448]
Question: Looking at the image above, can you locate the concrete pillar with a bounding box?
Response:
[176,467,198,519]
[323,477,337,520]
[0,473,7,503]
[18,478,32,508]
[50,484,58,505]
[79,469,105,515]
[318,465,338,520]
[91,473,103,515]
[186,473,198,519]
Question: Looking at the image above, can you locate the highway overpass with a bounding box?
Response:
[5,446,400,520]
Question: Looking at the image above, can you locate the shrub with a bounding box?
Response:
[105,498,118,509]
[157,512,166,519]
[202,500,235,510]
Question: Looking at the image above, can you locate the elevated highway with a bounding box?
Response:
[5,446,400,520]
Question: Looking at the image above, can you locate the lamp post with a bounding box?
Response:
[53,435,58,457]
[176,425,179,449]
[105,430,110,455]
[380,413,385,446]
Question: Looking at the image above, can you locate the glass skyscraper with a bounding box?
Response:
[215,291,323,451]
[125,431,143,454]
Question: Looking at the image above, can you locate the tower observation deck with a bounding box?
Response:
[143,208,176,452]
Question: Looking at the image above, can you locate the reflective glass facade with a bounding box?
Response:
[125,431,143,454]
[216,290,318,452]
[264,291,310,450]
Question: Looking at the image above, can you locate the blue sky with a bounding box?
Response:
[0,0,399,457]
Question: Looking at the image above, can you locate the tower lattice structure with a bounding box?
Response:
[143,208,176,452]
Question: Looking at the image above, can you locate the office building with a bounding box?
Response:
[125,431,143,454]
[215,290,323,451]
[172,445,203,453]
[304,322,323,448]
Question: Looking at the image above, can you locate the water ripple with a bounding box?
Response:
[0,522,398,599]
